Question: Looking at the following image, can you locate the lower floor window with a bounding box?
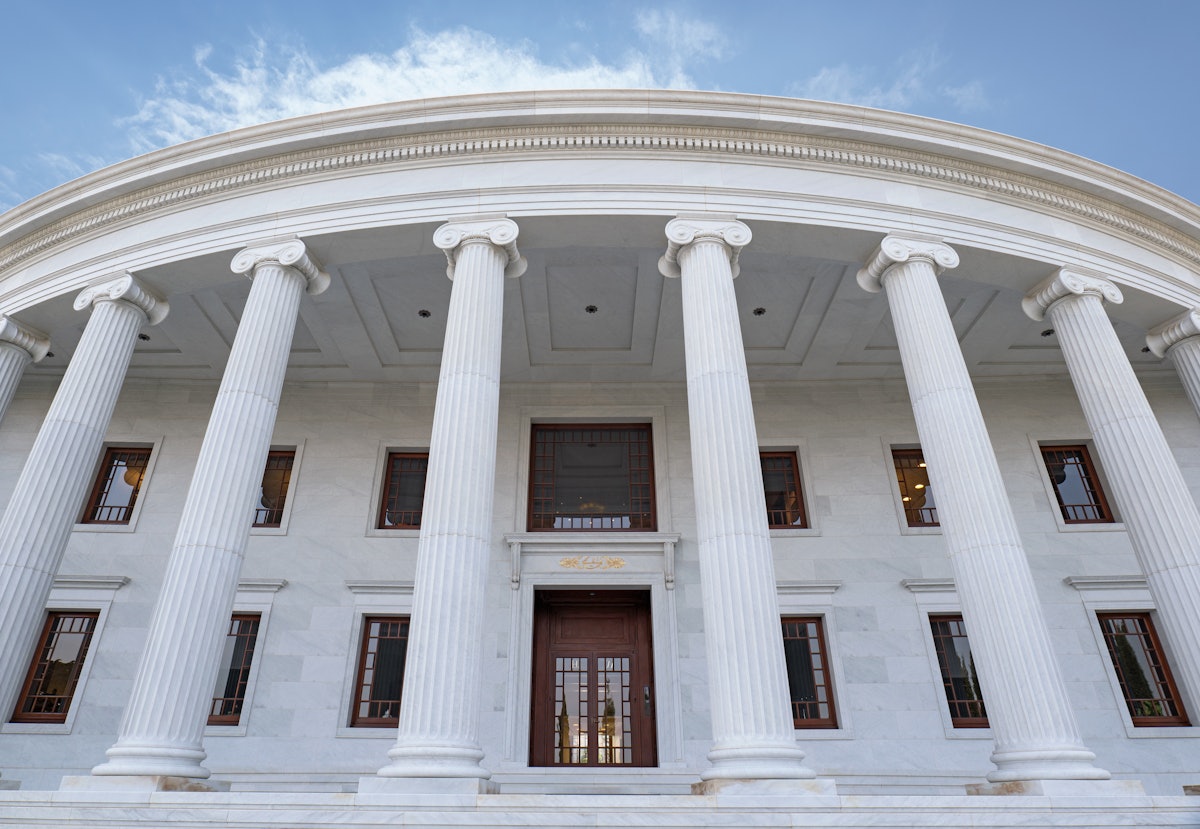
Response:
[1098,612,1189,726]
[208,613,261,725]
[781,617,837,728]
[929,614,988,727]
[12,611,99,723]
[351,616,410,727]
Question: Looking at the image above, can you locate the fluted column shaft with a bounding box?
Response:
[1032,274,1200,718]
[1148,309,1200,421]
[660,217,813,782]
[378,218,523,780]
[0,315,50,427]
[94,240,327,779]
[861,238,1105,783]
[0,276,165,721]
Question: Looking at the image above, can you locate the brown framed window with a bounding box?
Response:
[1098,612,1189,726]
[781,617,837,728]
[892,448,937,527]
[208,613,261,725]
[528,424,656,531]
[253,450,295,528]
[377,453,428,529]
[12,611,99,723]
[760,452,808,529]
[351,616,409,727]
[1040,445,1114,523]
[929,614,988,727]
[82,446,151,524]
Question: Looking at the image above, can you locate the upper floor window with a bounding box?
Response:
[892,448,937,527]
[929,614,988,728]
[1040,445,1114,524]
[1098,612,1189,726]
[351,615,410,727]
[781,616,837,728]
[12,611,99,723]
[377,452,429,529]
[208,613,261,726]
[760,452,808,529]
[82,446,150,524]
[253,450,295,528]
[528,424,656,531]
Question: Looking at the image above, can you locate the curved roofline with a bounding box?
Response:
[2,88,1198,248]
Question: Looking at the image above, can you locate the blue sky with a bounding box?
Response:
[2,1,1198,213]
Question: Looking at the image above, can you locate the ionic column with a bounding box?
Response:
[1029,272,1200,718]
[1147,308,1200,419]
[860,237,1107,784]
[368,217,523,790]
[93,240,327,780]
[0,276,166,722]
[0,315,50,426]
[659,216,819,786]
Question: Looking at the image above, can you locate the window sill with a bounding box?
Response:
[3,721,71,735]
[770,527,820,538]
[204,723,248,737]
[899,525,942,536]
[336,726,398,739]
[73,522,137,534]
[791,727,853,740]
[1053,520,1126,534]
[249,526,288,537]
[1122,724,1200,739]
[364,528,421,539]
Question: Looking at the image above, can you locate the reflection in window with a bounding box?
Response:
[781,617,837,728]
[12,611,99,723]
[351,616,409,726]
[83,447,150,524]
[377,453,428,529]
[1040,445,1114,523]
[930,614,988,727]
[1098,612,1189,726]
[529,425,655,531]
[892,448,937,527]
[208,613,261,725]
[253,450,295,527]
[760,452,808,528]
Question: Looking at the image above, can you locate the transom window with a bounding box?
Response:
[929,614,988,728]
[351,615,410,727]
[253,450,295,528]
[12,611,98,723]
[892,448,937,527]
[377,453,429,529]
[528,424,656,531]
[781,617,837,728]
[1040,445,1114,524]
[1098,612,1189,726]
[760,452,807,529]
[208,613,261,725]
[83,446,150,524]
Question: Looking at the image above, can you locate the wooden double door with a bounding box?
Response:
[530,590,657,767]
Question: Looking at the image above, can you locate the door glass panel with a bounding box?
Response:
[597,657,632,764]
[554,657,589,764]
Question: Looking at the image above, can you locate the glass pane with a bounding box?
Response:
[554,657,589,764]
[530,426,655,531]
[596,657,632,765]
[892,449,937,526]
[86,448,150,523]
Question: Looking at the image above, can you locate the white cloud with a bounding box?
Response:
[790,48,987,114]
[123,23,719,152]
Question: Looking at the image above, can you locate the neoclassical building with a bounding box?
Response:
[0,90,1197,828]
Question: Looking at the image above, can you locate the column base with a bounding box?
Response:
[987,747,1110,783]
[376,742,490,780]
[967,779,1146,796]
[692,778,838,797]
[60,775,229,793]
[91,742,210,780]
[700,743,817,781]
[358,776,499,795]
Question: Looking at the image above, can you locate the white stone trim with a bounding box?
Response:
[881,438,941,537]
[2,575,128,735]
[72,437,163,534]
[362,442,427,538]
[203,579,286,738]
[775,582,852,740]
[248,441,306,537]
[336,581,414,739]
[1027,435,1125,533]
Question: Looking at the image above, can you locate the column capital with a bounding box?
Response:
[1146,308,1200,358]
[1022,268,1123,321]
[658,215,751,279]
[856,234,959,293]
[0,315,50,362]
[433,216,526,280]
[73,273,169,325]
[231,238,330,295]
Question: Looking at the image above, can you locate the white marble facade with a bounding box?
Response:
[0,91,1197,826]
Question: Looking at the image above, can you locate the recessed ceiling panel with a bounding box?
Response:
[547,265,637,351]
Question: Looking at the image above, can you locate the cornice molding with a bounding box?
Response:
[857,234,959,293]
[0,314,50,361]
[658,215,751,278]
[1146,308,1200,357]
[73,273,169,325]
[2,122,1199,279]
[1022,267,1124,322]
[433,216,525,279]
[231,238,330,295]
